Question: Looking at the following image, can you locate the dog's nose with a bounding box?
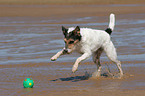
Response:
[63,49,68,54]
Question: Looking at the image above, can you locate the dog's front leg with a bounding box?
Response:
[51,48,69,61]
[72,53,91,73]
[51,50,64,61]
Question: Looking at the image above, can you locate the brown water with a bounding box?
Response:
[0,10,145,95]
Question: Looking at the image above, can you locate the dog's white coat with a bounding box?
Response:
[51,14,123,78]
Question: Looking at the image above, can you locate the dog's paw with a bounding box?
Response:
[72,65,78,73]
[50,57,57,61]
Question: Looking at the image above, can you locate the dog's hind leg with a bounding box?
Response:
[92,48,103,77]
[103,41,123,78]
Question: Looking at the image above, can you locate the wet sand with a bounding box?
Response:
[0,4,145,18]
[0,1,145,96]
[0,0,145,5]
[1,62,145,96]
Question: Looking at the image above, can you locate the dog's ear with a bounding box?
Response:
[74,26,80,36]
[62,26,68,36]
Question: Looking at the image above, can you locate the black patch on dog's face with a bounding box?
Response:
[62,26,82,49]
[62,26,81,41]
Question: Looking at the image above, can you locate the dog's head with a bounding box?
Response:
[62,26,81,53]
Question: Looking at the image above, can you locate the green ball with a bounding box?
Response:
[23,78,34,88]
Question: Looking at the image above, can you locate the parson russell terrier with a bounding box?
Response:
[51,14,123,78]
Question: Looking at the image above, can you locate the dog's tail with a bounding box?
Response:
[105,13,115,35]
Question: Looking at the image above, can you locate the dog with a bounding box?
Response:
[51,14,123,78]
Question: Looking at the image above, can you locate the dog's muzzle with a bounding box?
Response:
[63,49,68,54]
[63,48,72,54]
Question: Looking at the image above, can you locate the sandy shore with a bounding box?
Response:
[0,0,145,96]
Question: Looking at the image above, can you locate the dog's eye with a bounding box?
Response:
[69,41,74,44]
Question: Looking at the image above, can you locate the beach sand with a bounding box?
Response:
[0,0,145,96]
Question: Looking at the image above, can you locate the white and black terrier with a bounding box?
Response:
[51,14,123,78]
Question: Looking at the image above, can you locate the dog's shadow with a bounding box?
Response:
[51,72,91,82]
[50,72,113,82]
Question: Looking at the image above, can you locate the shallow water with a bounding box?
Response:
[0,13,145,65]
